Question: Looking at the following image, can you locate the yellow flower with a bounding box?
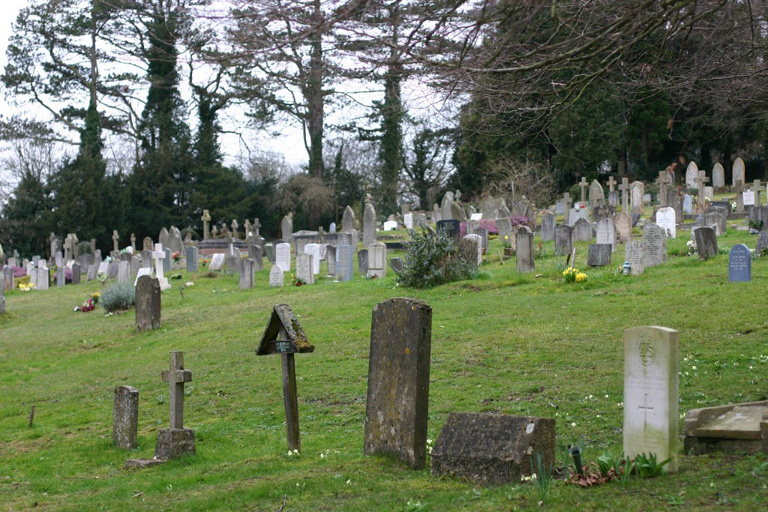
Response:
[575,273,587,282]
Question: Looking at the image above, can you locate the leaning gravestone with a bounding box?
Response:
[155,351,196,460]
[186,246,198,273]
[269,265,284,287]
[624,326,680,472]
[572,218,592,242]
[656,207,676,238]
[336,245,355,282]
[642,223,667,267]
[728,244,751,282]
[625,240,646,275]
[113,385,139,450]
[554,225,573,256]
[135,276,161,331]
[587,244,612,267]
[430,413,556,485]
[694,227,718,260]
[365,298,432,469]
[358,249,369,275]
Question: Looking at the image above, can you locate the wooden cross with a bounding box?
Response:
[130,233,136,251]
[579,177,588,203]
[161,351,192,429]
[753,179,763,207]
[112,230,120,252]
[697,171,710,213]
[638,393,654,432]
[607,175,616,192]
[619,177,630,212]
[201,210,211,240]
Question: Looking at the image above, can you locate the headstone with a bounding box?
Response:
[358,249,369,275]
[390,257,404,273]
[569,204,589,226]
[143,237,153,251]
[342,206,357,232]
[275,242,291,273]
[685,161,699,189]
[743,189,755,206]
[117,261,130,284]
[186,246,198,272]
[135,276,161,331]
[587,244,612,267]
[619,178,630,212]
[269,265,284,287]
[113,386,139,450]
[2,265,13,292]
[329,222,337,234]
[441,192,455,220]
[694,227,718,260]
[589,179,604,208]
[368,243,387,278]
[363,203,376,246]
[712,163,725,188]
[554,225,573,256]
[365,298,432,469]
[480,197,497,219]
[326,246,337,275]
[515,228,534,273]
[495,217,514,247]
[596,218,616,252]
[451,202,468,222]
[163,248,171,273]
[682,194,693,214]
[578,176,589,202]
[383,220,398,231]
[655,207,676,239]
[623,326,680,472]
[625,240,646,275]
[304,243,321,275]
[668,189,683,224]
[403,213,413,229]
[159,228,170,249]
[460,235,482,267]
[684,401,768,455]
[728,244,751,282]
[541,212,555,241]
[572,218,592,242]
[592,204,615,224]
[732,157,745,188]
[280,214,293,240]
[735,180,745,213]
[436,220,460,240]
[56,267,65,287]
[36,265,49,290]
[704,186,714,200]
[336,245,355,282]
[295,254,315,284]
[155,351,196,459]
[630,181,645,214]
[757,231,768,253]
[642,224,667,267]
[238,258,256,289]
[615,212,632,243]
[151,245,170,290]
[0,277,4,314]
[209,253,225,271]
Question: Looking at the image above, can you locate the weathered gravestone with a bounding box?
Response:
[495,217,513,247]
[515,227,534,273]
[441,192,455,220]
[684,400,768,455]
[732,157,745,188]
[554,225,573,256]
[625,240,646,275]
[365,298,432,469]
[694,227,718,260]
[685,161,699,189]
[117,261,130,284]
[655,207,676,238]
[596,218,616,252]
[569,204,589,226]
[248,244,263,271]
[113,385,139,450]
[275,242,291,273]
[390,257,404,273]
[642,223,667,267]
[592,205,615,224]
[36,265,50,290]
[712,162,725,189]
[186,246,198,273]
[280,214,293,240]
[615,212,632,243]
[295,254,315,285]
[208,253,225,271]
[342,205,358,233]
[155,351,196,459]
[756,231,768,254]
[56,267,65,287]
[430,413,555,485]
[572,218,592,242]
[728,244,751,282]
[436,220,460,241]
[587,244,612,267]
[682,194,693,214]
[363,203,377,247]
[336,245,355,282]
[135,276,161,331]
[304,243,321,276]
[269,265,284,287]
[326,246,337,275]
[541,212,555,241]
[0,277,4,314]
[3,265,14,292]
[358,249,369,275]
[239,258,256,289]
[589,179,604,208]
[623,326,679,472]
[368,243,387,278]
[630,181,645,215]
[459,234,482,267]
[256,305,315,452]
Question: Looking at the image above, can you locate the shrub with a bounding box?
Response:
[396,228,478,289]
[100,283,136,312]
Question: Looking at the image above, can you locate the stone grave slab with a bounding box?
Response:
[684,401,768,455]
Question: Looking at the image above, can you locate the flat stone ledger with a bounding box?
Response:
[431,413,555,486]
[365,298,432,469]
[113,385,139,450]
[155,428,196,459]
[623,326,679,472]
[684,401,768,455]
[135,276,161,331]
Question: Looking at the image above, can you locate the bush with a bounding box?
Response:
[100,283,136,312]
[396,228,478,289]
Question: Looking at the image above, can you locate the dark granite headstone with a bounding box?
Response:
[694,227,718,260]
[436,220,460,240]
[71,263,81,284]
[113,385,139,450]
[708,201,732,218]
[390,257,404,273]
[364,298,432,469]
[587,244,612,267]
[358,249,369,275]
[728,244,751,282]
[135,276,161,331]
[431,413,556,485]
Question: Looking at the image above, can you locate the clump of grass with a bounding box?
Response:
[100,282,135,312]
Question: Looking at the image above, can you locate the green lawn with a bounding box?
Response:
[1,221,767,511]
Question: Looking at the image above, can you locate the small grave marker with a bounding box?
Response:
[155,351,196,459]
[113,385,139,450]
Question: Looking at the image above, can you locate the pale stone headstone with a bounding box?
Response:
[587,244,611,267]
[335,245,354,282]
[269,265,284,287]
[572,218,592,242]
[155,351,196,460]
[342,206,357,232]
[685,161,699,189]
[589,179,604,208]
[383,220,398,231]
[56,267,65,287]
[135,276,161,331]
[656,207,676,239]
[186,246,198,273]
[682,194,693,214]
[642,223,667,267]
[304,243,321,275]
[163,248,171,274]
[569,204,590,226]
[451,202,468,222]
[281,214,293,240]
[117,261,130,284]
[625,240,646,275]
[441,192,454,220]
[368,243,387,278]
[539,212,554,242]
[329,222,337,234]
[295,254,315,284]
[326,246,337,275]
[36,265,50,290]
[238,258,256,289]
[728,244,751,282]
[365,298,432,469]
[596,218,616,253]
[159,227,170,249]
[143,237,153,251]
[460,234,482,267]
[209,253,225,271]
[113,385,139,450]
[623,326,679,473]
[275,242,291,273]
[704,186,714,200]
[630,182,645,214]
[515,227,534,273]
[743,190,755,206]
[554,225,573,256]
[667,189,683,224]
[694,227,718,260]
[615,212,632,243]
[732,158,745,188]
[712,163,725,188]
[363,203,377,246]
[495,217,514,247]
[403,213,413,229]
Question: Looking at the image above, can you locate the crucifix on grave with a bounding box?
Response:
[63,235,73,262]
[154,351,196,459]
[112,230,120,254]
[638,393,654,432]
[152,243,170,290]
[607,175,616,193]
[253,218,261,244]
[753,179,763,207]
[619,177,630,213]
[579,177,588,203]
[201,210,211,240]
[696,171,709,213]
[256,304,315,453]
[231,219,239,239]
[735,180,744,213]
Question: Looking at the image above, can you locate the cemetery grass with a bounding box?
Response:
[2,230,768,510]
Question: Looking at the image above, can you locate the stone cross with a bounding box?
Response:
[161,351,192,429]
[562,192,572,213]
[152,244,167,281]
[696,171,709,213]
[579,177,588,203]
[201,210,211,240]
[735,180,744,213]
[231,219,239,239]
[63,235,73,262]
[753,179,763,207]
[49,232,56,259]
[130,233,136,251]
[244,219,252,242]
[607,175,616,192]
[638,393,654,432]
[656,171,670,207]
[619,177,630,212]
[112,230,120,253]
[253,218,261,241]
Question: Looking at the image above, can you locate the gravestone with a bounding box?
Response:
[159,227,170,249]
[694,227,718,260]
[451,203,467,222]
[248,244,263,271]
[684,401,768,455]
[403,213,413,229]
[358,249,369,275]
[390,257,404,273]
[615,212,632,243]
[642,223,667,267]
[554,225,573,256]
[436,220,460,240]
[151,245,170,290]
[186,246,198,272]
[625,240,646,275]
[712,163,725,189]
[756,231,768,253]
[655,207,676,238]
[363,203,377,246]
[130,256,140,279]
[596,218,616,252]
[117,261,130,284]
[141,250,152,269]
[541,212,555,241]
[587,244,612,267]
[155,352,196,459]
[430,413,555,485]
[275,242,291,273]
[743,189,755,206]
[732,157,745,187]
[365,298,432,469]
[143,237,153,251]
[624,326,680,472]
[342,205,357,232]
[569,205,589,226]
[281,214,293,240]
[326,246,337,275]
[163,248,171,273]
[329,222,336,233]
[135,276,161,331]
[2,265,13,292]
[303,243,321,276]
[269,265,284,287]
[495,217,513,247]
[685,161,699,189]
[589,179,604,208]
[630,181,645,214]
[113,386,139,450]
[683,194,693,214]
[209,253,225,271]
[460,234,482,267]
[336,245,354,282]
[0,277,4,314]
[441,192,455,220]
[295,254,315,284]
[592,205,615,224]
[56,267,65,287]
[515,227,534,273]
[239,258,256,289]
[476,227,489,253]
[572,218,592,242]
[667,189,683,224]
[37,265,50,290]
[709,201,732,218]
[728,244,751,282]
[368,242,387,278]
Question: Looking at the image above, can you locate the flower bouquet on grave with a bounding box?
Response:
[201,259,209,267]
[75,297,96,313]
[91,292,100,304]
[562,267,587,283]
[502,235,514,258]
[18,282,34,292]
[364,273,378,280]
[172,251,181,264]
[64,266,73,283]
[289,274,306,287]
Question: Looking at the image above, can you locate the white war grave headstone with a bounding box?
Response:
[275,242,291,273]
[655,207,676,239]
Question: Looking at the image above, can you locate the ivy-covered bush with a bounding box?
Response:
[100,283,136,312]
[395,228,478,289]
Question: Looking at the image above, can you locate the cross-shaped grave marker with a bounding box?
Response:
[579,177,589,203]
[152,243,170,290]
[607,175,616,192]
[201,210,211,240]
[112,230,120,253]
[619,177,630,213]
[253,218,261,242]
[153,351,196,460]
[753,179,763,207]
[231,219,239,239]
[697,170,710,213]
[656,171,671,207]
[244,219,252,242]
[256,305,315,452]
[638,393,654,432]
